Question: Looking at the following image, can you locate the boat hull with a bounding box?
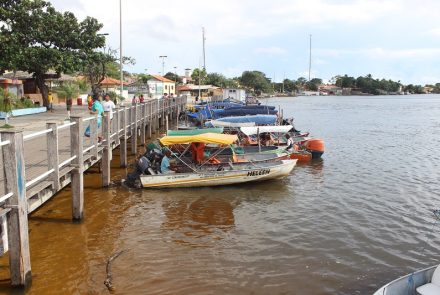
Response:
[373,265,437,295]
[140,160,297,188]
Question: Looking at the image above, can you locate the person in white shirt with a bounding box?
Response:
[102,93,116,120]
[285,134,295,152]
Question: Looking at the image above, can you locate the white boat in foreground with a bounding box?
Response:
[374,264,440,295]
[140,159,296,188]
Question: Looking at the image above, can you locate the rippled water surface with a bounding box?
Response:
[1,95,440,295]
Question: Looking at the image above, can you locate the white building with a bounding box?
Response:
[223,88,246,101]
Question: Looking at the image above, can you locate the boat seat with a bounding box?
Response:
[417,265,440,295]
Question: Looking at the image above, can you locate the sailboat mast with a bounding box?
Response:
[308,34,312,81]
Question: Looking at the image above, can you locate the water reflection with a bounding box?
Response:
[162,196,236,247]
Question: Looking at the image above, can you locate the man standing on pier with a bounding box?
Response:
[102,93,116,121]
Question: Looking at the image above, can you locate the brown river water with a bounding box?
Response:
[0,95,439,294]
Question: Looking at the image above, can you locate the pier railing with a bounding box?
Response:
[0,96,187,287]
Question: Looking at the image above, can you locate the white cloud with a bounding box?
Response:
[426,28,440,36]
[316,48,440,60]
[253,47,287,55]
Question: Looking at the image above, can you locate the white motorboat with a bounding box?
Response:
[139,159,296,188]
[374,264,440,295]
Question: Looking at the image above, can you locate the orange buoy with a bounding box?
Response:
[303,139,325,159]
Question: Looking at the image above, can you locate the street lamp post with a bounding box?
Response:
[159,56,167,76]
[173,66,177,82]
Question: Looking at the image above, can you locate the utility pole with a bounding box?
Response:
[202,27,206,70]
[308,34,312,81]
[119,0,123,99]
[159,55,167,76]
[173,66,177,83]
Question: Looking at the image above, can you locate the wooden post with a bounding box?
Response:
[115,106,120,147]
[140,103,146,146]
[131,104,138,155]
[46,122,60,191]
[90,116,98,160]
[1,131,32,287]
[101,111,111,187]
[70,116,84,221]
[120,107,127,167]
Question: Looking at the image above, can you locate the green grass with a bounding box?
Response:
[0,124,14,129]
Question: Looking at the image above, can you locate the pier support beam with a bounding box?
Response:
[70,116,84,221]
[46,122,60,191]
[131,105,138,155]
[101,111,111,187]
[1,131,32,287]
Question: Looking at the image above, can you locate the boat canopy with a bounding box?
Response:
[240,125,293,136]
[167,127,224,136]
[160,133,238,146]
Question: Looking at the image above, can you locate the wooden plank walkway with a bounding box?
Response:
[0,96,187,287]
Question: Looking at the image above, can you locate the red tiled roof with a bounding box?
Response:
[177,85,191,91]
[100,77,127,86]
[151,75,174,83]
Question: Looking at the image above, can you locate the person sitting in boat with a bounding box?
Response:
[161,149,177,174]
[285,134,295,152]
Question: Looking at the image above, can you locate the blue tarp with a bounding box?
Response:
[205,115,278,127]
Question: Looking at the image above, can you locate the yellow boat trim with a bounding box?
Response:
[143,172,253,187]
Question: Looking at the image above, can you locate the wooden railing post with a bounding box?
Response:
[90,116,98,160]
[46,122,60,191]
[140,103,146,146]
[148,101,152,139]
[1,131,32,287]
[70,116,84,221]
[101,111,111,187]
[115,107,120,147]
[120,107,127,167]
[131,105,138,155]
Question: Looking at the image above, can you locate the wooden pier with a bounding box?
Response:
[0,96,187,287]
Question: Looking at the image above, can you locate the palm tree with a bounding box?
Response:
[56,82,79,118]
[0,90,14,127]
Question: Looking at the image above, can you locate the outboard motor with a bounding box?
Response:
[125,156,151,188]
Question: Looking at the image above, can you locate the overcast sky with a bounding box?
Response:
[50,0,440,84]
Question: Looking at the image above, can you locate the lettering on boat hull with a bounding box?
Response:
[247,169,271,177]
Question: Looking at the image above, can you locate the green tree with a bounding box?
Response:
[164,72,182,83]
[191,68,207,84]
[239,71,272,95]
[335,75,356,88]
[0,0,106,106]
[0,90,14,127]
[56,82,79,104]
[283,79,298,93]
[205,72,237,88]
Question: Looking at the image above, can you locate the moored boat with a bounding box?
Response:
[373,264,440,295]
[139,159,297,188]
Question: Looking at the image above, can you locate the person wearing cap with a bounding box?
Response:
[102,93,116,121]
[160,149,176,174]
